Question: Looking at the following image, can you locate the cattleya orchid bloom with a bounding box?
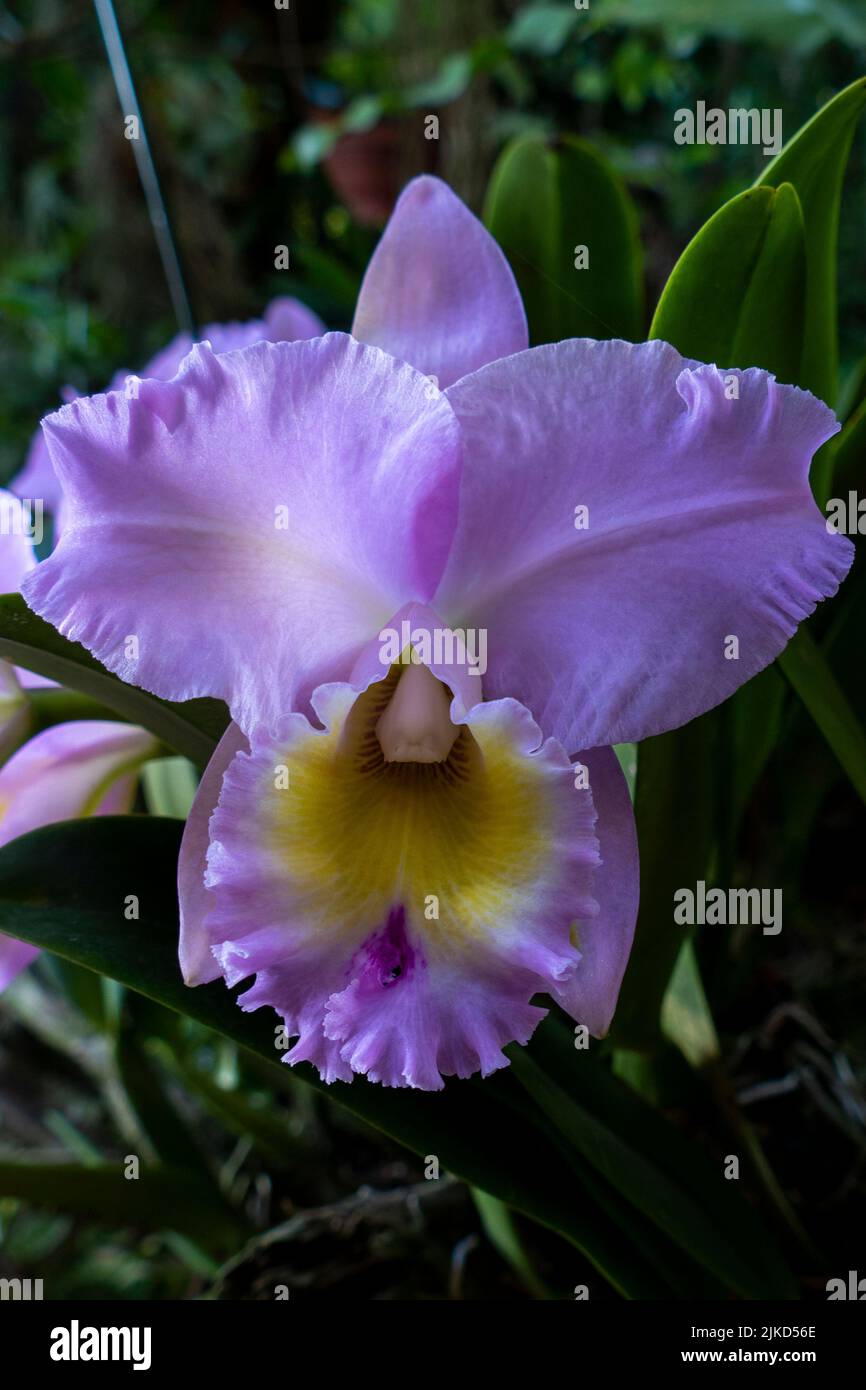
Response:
[21,177,853,1088]
[11,297,324,527]
[0,489,159,989]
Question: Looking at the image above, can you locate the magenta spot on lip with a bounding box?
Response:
[354,906,419,990]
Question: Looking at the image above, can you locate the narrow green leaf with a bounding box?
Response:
[839,351,866,422]
[756,75,866,407]
[141,757,199,818]
[0,593,228,765]
[511,1032,796,1299]
[470,1190,549,1298]
[482,1066,713,1298]
[778,625,866,807]
[484,133,643,343]
[650,183,805,382]
[661,939,720,1068]
[613,742,637,802]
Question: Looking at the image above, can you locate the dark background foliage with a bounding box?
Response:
[0,0,865,1301]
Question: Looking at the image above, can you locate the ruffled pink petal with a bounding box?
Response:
[323,907,548,1090]
[436,338,853,750]
[23,335,462,735]
[11,298,324,540]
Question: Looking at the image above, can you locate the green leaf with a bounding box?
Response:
[756,76,866,407]
[506,4,581,56]
[660,940,720,1068]
[402,52,473,106]
[595,0,866,53]
[141,757,199,818]
[484,134,643,344]
[0,593,228,765]
[0,1160,246,1246]
[650,183,806,382]
[0,814,683,1295]
[777,624,866,807]
[470,1190,549,1298]
[613,742,637,801]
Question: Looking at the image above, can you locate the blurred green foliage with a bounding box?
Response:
[2,0,865,482]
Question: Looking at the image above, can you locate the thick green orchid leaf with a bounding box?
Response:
[650,182,806,382]
[756,76,866,410]
[483,133,643,344]
[0,593,229,765]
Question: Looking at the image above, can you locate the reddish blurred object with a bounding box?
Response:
[309,107,437,228]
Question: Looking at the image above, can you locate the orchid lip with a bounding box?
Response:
[375,659,459,764]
